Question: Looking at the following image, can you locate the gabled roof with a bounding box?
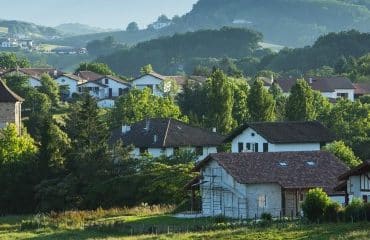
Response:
[96,75,131,87]
[110,118,225,148]
[353,83,370,95]
[78,81,108,88]
[75,71,104,81]
[338,160,370,181]
[276,76,354,93]
[132,72,167,82]
[14,68,64,79]
[224,121,335,144]
[59,73,85,82]
[196,151,349,193]
[0,80,24,102]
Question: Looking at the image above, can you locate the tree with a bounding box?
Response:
[38,73,60,107]
[206,69,235,134]
[285,79,315,121]
[302,188,331,222]
[323,141,362,168]
[111,88,187,127]
[269,83,287,121]
[247,79,275,122]
[126,22,139,32]
[76,62,114,75]
[231,78,250,126]
[140,64,153,74]
[0,52,30,69]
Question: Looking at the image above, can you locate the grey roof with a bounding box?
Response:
[196,151,349,193]
[225,121,336,144]
[110,118,225,148]
[276,77,355,93]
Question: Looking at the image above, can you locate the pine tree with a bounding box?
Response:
[247,79,275,122]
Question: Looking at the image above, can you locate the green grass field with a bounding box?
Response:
[0,209,369,240]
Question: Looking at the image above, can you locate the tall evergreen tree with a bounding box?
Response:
[206,69,235,134]
[285,79,315,121]
[247,79,275,122]
[39,73,60,107]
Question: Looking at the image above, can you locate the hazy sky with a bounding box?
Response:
[0,0,198,29]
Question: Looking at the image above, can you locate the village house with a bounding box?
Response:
[4,68,64,88]
[55,74,86,99]
[269,76,355,101]
[336,160,370,204]
[0,80,23,133]
[225,121,335,153]
[353,83,370,99]
[110,118,224,161]
[193,151,348,219]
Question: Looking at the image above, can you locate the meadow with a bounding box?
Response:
[0,205,370,240]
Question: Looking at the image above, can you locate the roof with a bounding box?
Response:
[60,73,85,82]
[167,75,208,86]
[78,81,108,88]
[96,75,131,86]
[110,118,225,148]
[353,83,370,95]
[16,68,64,79]
[0,80,24,102]
[276,77,354,93]
[75,71,104,81]
[196,151,349,192]
[224,121,335,144]
[338,160,370,181]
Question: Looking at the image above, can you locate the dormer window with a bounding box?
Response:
[279,162,288,167]
[307,161,316,166]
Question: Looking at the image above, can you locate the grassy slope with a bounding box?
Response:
[1,214,369,240]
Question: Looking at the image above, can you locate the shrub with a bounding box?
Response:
[214,215,228,223]
[324,202,342,222]
[364,202,370,221]
[345,198,364,222]
[302,188,331,222]
[261,212,272,221]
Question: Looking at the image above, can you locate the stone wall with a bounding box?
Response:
[0,102,21,132]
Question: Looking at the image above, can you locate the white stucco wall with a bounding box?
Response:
[231,127,321,153]
[79,82,107,99]
[28,77,42,88]
[132,75,163,97]
[55,76,79,98]
[347,173,370,202]
[96,77,130,97]
[322,89,354,102]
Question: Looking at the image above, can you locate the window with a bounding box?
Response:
[263,143,268,152]
[105,78,109,84]
[160,148,166,154]
[78,87,82,92]
[251,133,255,137]
[196,147,204,156]
[255,143,259,152]
[174,147,180,154]
[246,143,251,151]
[337,92,349,99]
[363,195,368,203]
[258,195,267,208]
[300,193,304,202]
[139,148,148,155]
[238,142,244,153]
[119,88,123,96]
[246,143,258,152]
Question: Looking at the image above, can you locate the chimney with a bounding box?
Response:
[153,134,158,143]
[212,127,217,133]
[309,77,313,84]
[53,70,58,77]
[121,125,131,134]
[271,74,274,84]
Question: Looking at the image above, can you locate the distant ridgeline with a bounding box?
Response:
[0,20,61,39]
[97,27,265,76]
[52,0,370,48]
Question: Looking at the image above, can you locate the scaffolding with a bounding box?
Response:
[201,167,248,219]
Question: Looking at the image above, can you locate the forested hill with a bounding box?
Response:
[0,20,61,39]
[53,0,370,48]
[97,27,263,76]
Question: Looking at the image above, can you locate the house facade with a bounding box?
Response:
[337,161,370,203]
[0,80,23,133]
[225,121,335,153]
[56,74,85,99]
[110,118,224,161]
[194,152,348,219]
[274,77,355,101]
[78,81,108,99]
[94,75,130,98]
[131,72,167,97]
[4,68,64,88]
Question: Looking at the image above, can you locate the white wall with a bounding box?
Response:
[96,77,130,97]
[322,89,355,102]
[347,173,370,202]
[97,99,115,108]
[132,146,217,161]
[231,127,320,153]
[132,75,163,97]
[28,77,42,88]
[200,160,283,219]
[79,82,107,99]
[55,76,78,98]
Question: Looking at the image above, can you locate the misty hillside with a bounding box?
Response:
[52,0,370,48]
[55,23,116,36]
[0,20,61,39]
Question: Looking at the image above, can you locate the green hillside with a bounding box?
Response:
[0,20,61,39]
[55,23,117,36]
[53,0,370,48]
